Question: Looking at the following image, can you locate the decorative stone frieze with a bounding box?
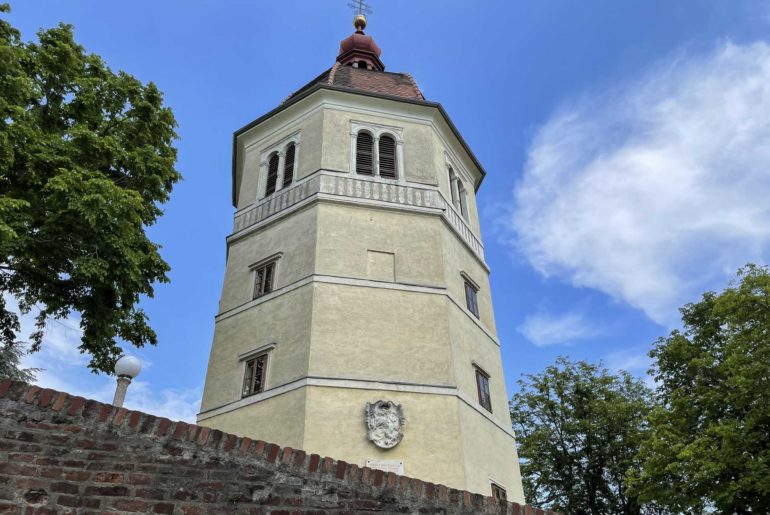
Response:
[233,171,485,260]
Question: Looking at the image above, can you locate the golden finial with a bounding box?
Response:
[348,0,372,31]
[354,14,367,31]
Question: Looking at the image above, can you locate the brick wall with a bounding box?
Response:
[0,379,558,514]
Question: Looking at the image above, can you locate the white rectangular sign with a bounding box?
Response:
[366,459,404,475]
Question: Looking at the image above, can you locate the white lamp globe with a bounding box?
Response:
[114,355,142,379]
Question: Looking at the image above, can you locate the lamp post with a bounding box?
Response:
[112,355,141,408]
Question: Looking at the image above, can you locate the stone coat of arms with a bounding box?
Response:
[365,400,405,449]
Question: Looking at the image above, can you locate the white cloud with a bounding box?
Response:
[7,295,200,422]
[507,41,770,326]
[518,310,601,347]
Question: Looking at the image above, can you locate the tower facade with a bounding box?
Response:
[199,17,525,501]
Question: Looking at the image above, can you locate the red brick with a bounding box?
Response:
[83,485,129,496]
[373,469,384,487]
[63,470,90,481]
[39,466,62,478]
[156,418,172,437]
[438,484,448,501]
[253,440,266,456]
[265,444,280,463]
[239,437,252,455]
[293,450,306,467]
[127,473,152,485]
[112,407,128,426]
[51,392,68,411]
[308,454,320,473]
[128,411,143,429]
[50,482,80,495]
[172,421,188,439]
[361,466,372,484]
[37,389,55,408]
[186,424,199,442]
[335,460,347,480]
[22,385,40,404]
[92,472,124,483]
[111,499,149,512]
[196,426,210,445]
[425,482,435,498]
[281,446,293,465]
[153,503,175,514]
[321,457,333,474]
[66,397,85,416]
[98,404,113,422]
[387,472,397,489]
[0,378,12,397]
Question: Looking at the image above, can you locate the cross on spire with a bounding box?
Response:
[348,0,373,16]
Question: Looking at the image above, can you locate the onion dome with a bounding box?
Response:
[336,15,385,71]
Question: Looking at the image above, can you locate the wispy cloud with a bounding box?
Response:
[505,41,770,326]
[518,310,602,347]
[7,295,200,422]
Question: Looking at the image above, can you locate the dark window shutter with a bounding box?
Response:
[379,135,397,179]
[356,132,374,175]
[283,144,295,188]
[265,153,279,196]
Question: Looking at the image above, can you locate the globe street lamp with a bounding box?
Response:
[112,355,141,408]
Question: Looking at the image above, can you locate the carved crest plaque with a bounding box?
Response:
[365,400,405,449]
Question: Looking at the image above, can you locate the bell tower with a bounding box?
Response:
[199,14,525,501]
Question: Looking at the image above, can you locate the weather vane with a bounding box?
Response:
[348,0,373,17]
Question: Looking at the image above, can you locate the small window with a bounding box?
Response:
[242,354,267,397]
[448,167,460,208]
[265,153,279,196]
[356,132,374,175]
[283,144,295,188]
[253,261,276,299]
[491,482,506,501]
[379,135,397,179]
[476,367,492,413]
[464,280,479,318]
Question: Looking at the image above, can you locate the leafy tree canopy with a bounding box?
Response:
[0,4,180,374]
[630,264,770,513]
[510,357,657,515]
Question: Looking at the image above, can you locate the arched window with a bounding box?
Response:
[379,135,397,179]
[283,144,295,188]
[265,153,279,196]
[448,167,460,207]
[356,132,374,175]
[457,180,469,220]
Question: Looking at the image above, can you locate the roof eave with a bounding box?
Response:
[231,84,487,206]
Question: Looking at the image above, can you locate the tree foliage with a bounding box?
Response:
[510,357,656,515]
[0,4,179,373]
[630,264,770,513]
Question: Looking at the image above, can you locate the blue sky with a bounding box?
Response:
[8,1,770,421]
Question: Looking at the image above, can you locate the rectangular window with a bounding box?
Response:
[242,354,267,397]
[253,261,276,299]
[491,482,506,501]
[476,367,492,413]
[464,280,479,318]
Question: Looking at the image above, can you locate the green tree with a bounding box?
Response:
[510,357,656,515]
[0,4,179,374]
[630,264,770,513]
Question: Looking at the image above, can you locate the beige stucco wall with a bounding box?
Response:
[309,283,454,385]
[457,400,525,502]
[314,202,445,287]
[302,387,468,490]
[200,285,314,413]
[201,388,308,450]
[219,206,317,313]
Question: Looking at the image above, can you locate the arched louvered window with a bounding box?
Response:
[379,135,397,179]
[265,153,279,196]
[356,132,374,175]
[283,144,295,188]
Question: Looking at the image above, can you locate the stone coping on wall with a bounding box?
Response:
[0,378,559,514]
